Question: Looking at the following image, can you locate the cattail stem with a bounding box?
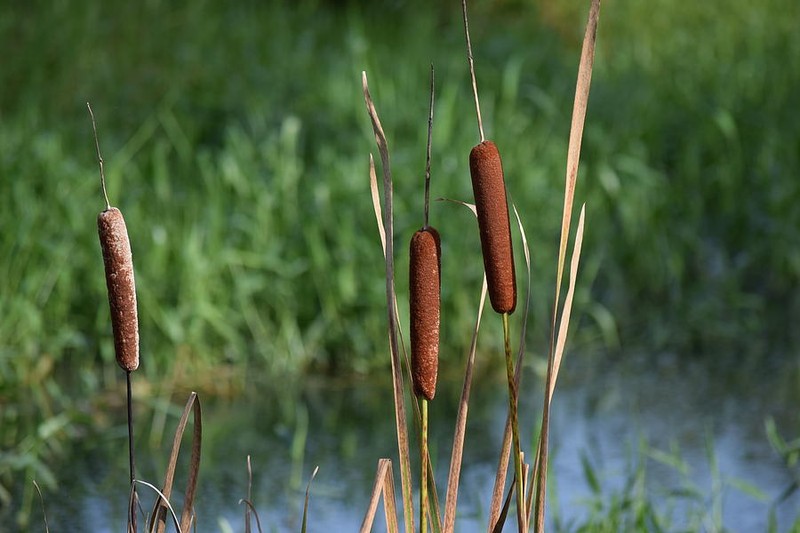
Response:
[127,371,137,532]
[87,103,111,211]
[503,312,526,532]
[420,398,429,533]
[461,0,485,143]
[424,64,435,229]
[89,103,140,531]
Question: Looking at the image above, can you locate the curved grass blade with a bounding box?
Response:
[301,466,320,533]
[536,1,601,530]
[149,392,202,533]
[137,479,182,533]
[238,499,263,533]
[363,71,414,533]
[32,480,50,533]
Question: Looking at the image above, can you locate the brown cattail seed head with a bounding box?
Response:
[469,140,517,314]
[410,227,441,401]
[98,207,140,372]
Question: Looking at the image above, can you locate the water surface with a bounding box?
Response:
[17,351,800,532]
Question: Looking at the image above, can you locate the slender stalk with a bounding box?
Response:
[87,102,111,211]
[420,398,429,533]
[424,65,434,229]
[126,371,137,533]
[461,0,485,143]
[503,313,526,532]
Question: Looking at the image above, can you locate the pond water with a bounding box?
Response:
[13,350,800,532]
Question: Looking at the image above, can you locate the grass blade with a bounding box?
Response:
[550,204,586,400]
[138,479,182,533]
[360,459,399,533]
[363,71,415,533]
[536,1,600,530]
[32,480,49,533]
[443,276,488,533]
[245,455,253,533]
[149,392,203,533]
[238,499,263,533]
[301,466,319,533]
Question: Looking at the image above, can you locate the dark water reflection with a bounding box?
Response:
[18,352,800,532]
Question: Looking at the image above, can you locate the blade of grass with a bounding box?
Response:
[549,205,586,400]
[301,466,319,533]
[491,476,517,533]
[137,479,182,533]
[238,498,263,533]
[534,205,588,531]
[363,71,415,533]
[32,480,50,533]
[441,194,490,533]
[535,1,600,530]
[443,276,487,533]
[149,392,203,533]
[360,459,400,533]
[245,455,253,533]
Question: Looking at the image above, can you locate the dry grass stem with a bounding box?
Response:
[149,392,202,533]
[537,1,601,530]
[461,0,485,142]
[363,71,415,533]
[443,275,487,533]
[301,466,320,533]
[360,459,399,533]
[424,64,435,228]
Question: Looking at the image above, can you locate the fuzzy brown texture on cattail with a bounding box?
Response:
[410,226,441,401]
[469,140,516,315]
[98,207,139,372]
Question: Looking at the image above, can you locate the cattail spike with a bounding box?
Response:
[98,207,140,372]
[469,140,516,314]
[410,227,441,401]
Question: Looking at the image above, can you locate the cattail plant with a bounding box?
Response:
[409,64,441,533]
[461,1,525,530]
[88,103,140,532]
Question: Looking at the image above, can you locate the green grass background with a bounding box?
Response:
[1,0,799,520]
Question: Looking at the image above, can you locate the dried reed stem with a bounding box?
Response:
[424,64,434,229]
[461,0,485,142]
[503,312,526,532]
[362,71,415,533]
[535,1,601,531]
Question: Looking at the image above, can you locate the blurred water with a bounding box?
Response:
[15,351,800,532]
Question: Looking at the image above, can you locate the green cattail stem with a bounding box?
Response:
[127,371,137,532]
[420,398,429,533]
[503,312,526,532]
